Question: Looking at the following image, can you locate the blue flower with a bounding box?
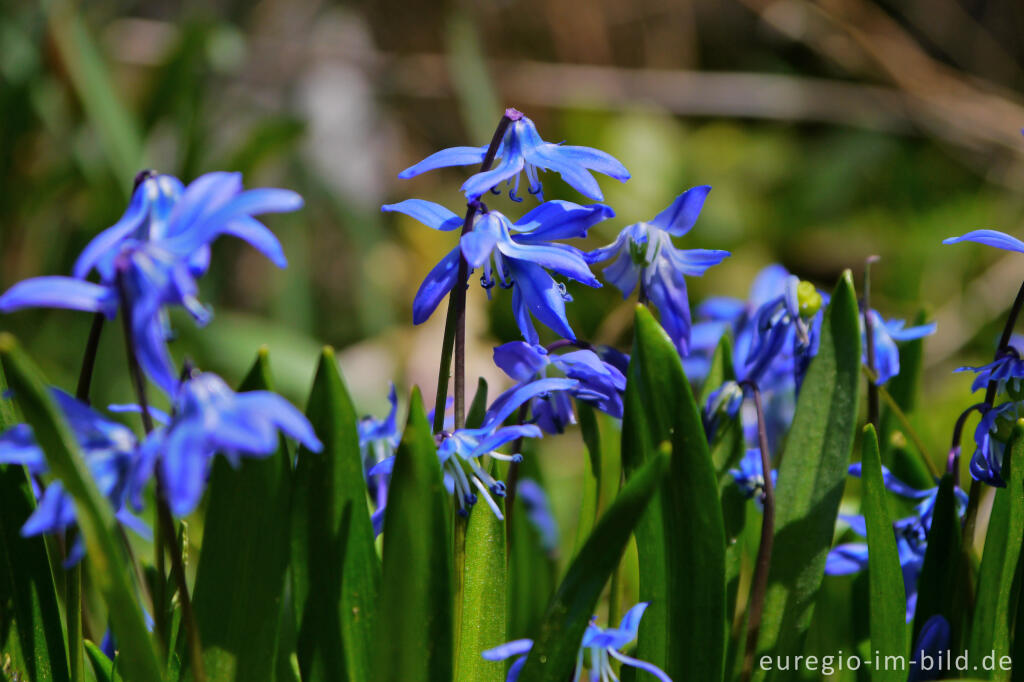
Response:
[863,310,936,385]
[702,380,744,443]
[825,466,966,622]
[493,341,626,433]
[0,389,148,565]
[482,602,671,682]
[0,172,301,393]
[359,384,402,535]
[383,199,611,342]
[730,448,777,504]
[908,615,951,682]
[398,109,630,202]
[515,478,560,554]
[587,186,730,354]
[942,229,1024,254]
[369,378,576,521]
[968,402,1019,486]
[956,347,1024,395]
[743,275,823,389]
[135,371,322,516]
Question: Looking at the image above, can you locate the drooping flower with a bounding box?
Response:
[358,383,401,534]
[492,341,626,433]
[482,602,671,682]
[862,310,936,385]
[825,465,966,621]
[0,389,148,565]
[702,380,744,443]
[133,371,322,516]
[369,378,576,521]
[586,186,730,355]
[956,346,1024,396]
[0,172,301,393]
[967,402,1019,487]
[730,448,777,504]
[398,108,630,202]
[743,275,824,390]
[383,199,611,342]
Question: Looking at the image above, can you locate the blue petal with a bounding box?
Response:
[942,229,1024,253]
[133,314,180,395]
[585,229,628,265]
[483,377,578,428]
[22,482,75,536]
[73,181,152,278]
[236,391,323,452]
[824,543,869,575]
[512,201,615,243]
[617,602,649,637]
[398,145,488,179]
[163,188,303,256]
[471,424,542,458]
[412,248,462,325]
[607,649,673,682]
[644,259,693,355]
[697,297,746,322]
[500,239,600,288]
[461,153,526,200]
[221,216,288,268]
[493,342,549,382]
[461,214,502,268]
[507,260,576,341]
[161,425,211,516]
[665,247,730,277]
[649,185,710,236]
[523,144,606,201]
[165,172,242,238]
[481,639,534,661]
[847,462,932,499]
[886,319,937,342]
[0,277,117,317]
[382,199,464,232]
[511,286,540,345]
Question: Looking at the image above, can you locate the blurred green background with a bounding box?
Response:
[2,1,1024,674]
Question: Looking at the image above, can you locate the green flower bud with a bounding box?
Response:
[797,280,822,319]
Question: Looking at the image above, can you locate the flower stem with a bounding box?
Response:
[115,272,206,682]
[432,109,516,432]
[739,380,775,682]
[862,255,880,432]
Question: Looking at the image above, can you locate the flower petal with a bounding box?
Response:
[649,185,710,237]
[942,229,1024,253]
[382,199,464,232]
[398,145,488,179]
[221,216,288,268]
[412,247,462,324]
[483,377,578,428]
[73,182,152,278]
[481,639,534,661]
[0,277,117,317]
[493,342,549,382]
[512,201,615,243]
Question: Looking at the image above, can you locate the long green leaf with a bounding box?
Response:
[861,424,907,682]
[291,348,380,682]
[573,403,601,557]
[969,425,1024,680]
[911,474,962,645]
[753,271,861,678]
[375,388,452,681]
[0,334,163,682]
[620,305,726,681]
[187,350,293,680]
[516,450,668,681]
[455,492,506,682]
[84,640,123,682]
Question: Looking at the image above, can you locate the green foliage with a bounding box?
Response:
[291,348,380,682]
[621,305,727,680]
[860,425,907,682]
[912,474,964,645]
[376,388,453,681]
[0,334,163,682]
[753,271,861,679]
[517,449,668,681]
[187,350,293,680]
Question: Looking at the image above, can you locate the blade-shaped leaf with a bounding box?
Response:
[573,403,601,557]
[969,425,1024,678]
[466,378,488,430]
[515,449,668,682]
[375,388,452,681]
[84,640,123,682]
[911,474,963,645]
[861,424,907,682]
[188,349,293,680]
[455,490,506,682]
[0,334,163,682]
[291,348,379,682]
[753,271,861,678]
[620,305,727,681]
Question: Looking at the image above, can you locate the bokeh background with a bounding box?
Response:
[2,0,1024,674]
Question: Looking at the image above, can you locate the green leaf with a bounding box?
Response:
[291,347,380,682]
[969,425,1024,679]
[0,334,163,682]
[911,474,963,644]
[466,378,488,430]
[188,349,293,680]
[375,388,452,681]
[753,271,861,678]
[861,424,907,682]
[620,305,727,681]
[574,403,601,557]
[516,450,668,682]
[455,493,506,682]
[84,640,122,682]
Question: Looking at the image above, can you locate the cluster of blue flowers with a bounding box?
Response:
[0,171,322,555]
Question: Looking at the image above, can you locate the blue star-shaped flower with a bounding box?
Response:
[0,389,149,565]
[134,371,322,516]
[863,310,936,385]
[481,601,671,682]
[398,109,630,202]
[956,346,1024,396]
[383,199,611,342]
[587,186,730,355]
[492,341,626,433]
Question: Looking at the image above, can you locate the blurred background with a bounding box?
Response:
[2,0,1024,671]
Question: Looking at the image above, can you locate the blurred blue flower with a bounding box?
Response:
[369,378,576,521]
[969,402,1019,486]
[825,465,966,622]
[0,171,302,393]
[956,347,1024,395]
[135,371,322,516]
[493,341,626,433]
[943,229,1024,254]
[908,615,951,682]
[730,449,777,506]
[0,389,148,565]
[359,384,401,535]
[743,275,824,390]
[481,602,670,682]
[398,109,630,202]
[515,478,560,554]
[863,310,936,385]
[383,199,611,342]
[587,186,730,354]
[702,380,744,443]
